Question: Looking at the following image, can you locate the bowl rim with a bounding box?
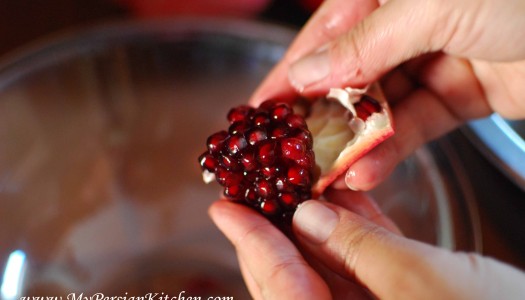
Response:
[465,114,525,192]
[0,17,297,91]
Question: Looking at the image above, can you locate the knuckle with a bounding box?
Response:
[333,23,368,84]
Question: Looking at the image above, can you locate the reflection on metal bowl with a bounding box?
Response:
[0,19,480,296]
[466,114,525,191]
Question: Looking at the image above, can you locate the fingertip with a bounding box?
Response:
[344,142,398,191]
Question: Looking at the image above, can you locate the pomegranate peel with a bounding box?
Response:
[198,84,394,224]
[310,83,394,196]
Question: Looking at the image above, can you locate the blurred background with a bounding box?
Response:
[0,0,318,57]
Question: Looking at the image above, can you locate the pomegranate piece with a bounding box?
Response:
[199,84,394,224]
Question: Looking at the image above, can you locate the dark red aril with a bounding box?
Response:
[270,125,289,139]
[243,171,259,183]
[220,155,241,171]
[257,140,277,166]
[270,103,292,121]
[261,165,280,179]
[206,130,228,153]
[296,151,314,168]
[216,167,243,187]
[355,95,382,120]
[287,166,310,186]
[229,121,250,135]
[294,128,313,149]
[224,184,245,200]
[260,198,280,216]
[227,105,254,124]
[227,133,248,156]
[286,113,307,129]
[241,149,258,171]
[246,127,268,145]
[252,111,270,127]
[255,179,275,198]
[199,152,218,172]
[281,138,306,161]
[245,187,260,204]
[278,192,299,209]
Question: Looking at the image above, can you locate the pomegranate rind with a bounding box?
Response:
[309,83,394,197]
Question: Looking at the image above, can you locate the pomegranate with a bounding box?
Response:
[198,84,393,223]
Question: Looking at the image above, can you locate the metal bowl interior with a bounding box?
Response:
[0,19,481,297]
[466,115,525,191]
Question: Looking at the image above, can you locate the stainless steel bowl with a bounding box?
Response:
[0,19,481,297]
[466,115,525,191]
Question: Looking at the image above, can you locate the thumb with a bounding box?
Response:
[287,0,458,93]
[293,200,525,300]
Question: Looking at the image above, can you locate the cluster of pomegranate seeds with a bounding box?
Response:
[198,100,315,223]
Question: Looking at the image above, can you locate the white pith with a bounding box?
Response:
[307,87,389,176]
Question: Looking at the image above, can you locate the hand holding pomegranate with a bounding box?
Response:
[210,191,525,299]
[209,0,525,298]
[251,0,525,191]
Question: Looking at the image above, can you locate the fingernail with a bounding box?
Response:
[294,200,338,244]
[345,169,360,191]
[288,48,330,91]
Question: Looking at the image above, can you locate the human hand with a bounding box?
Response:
[250,0,525,191]
[209,189,525,299]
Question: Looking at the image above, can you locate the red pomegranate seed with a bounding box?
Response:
[285,113,307,129]
[287,166,310,186]
[227,105,254,123]
[224,184,245,200]
[244,187,259,204]
[206,130,228,153]
[229,121,250,135]
[270,103,292,121]
[220,155,241,171]
[243,171,259,183]
[260,198,280,216]
[246,127,268,145]
[252,111,270,127]
[361,95,382,113]
[255,179,275,198]
[294,128,313,148]
[270,125,289,139]
[355,95,381,120]
[281,138,306,161]
[227,133,247,156]
[215,167,242,187]
[257,140,276,166]
[199,152,218,172]
[215,167,229,185]
[278,192,298,208]
[261,166,280,179]
[241,149,258,171]
[296,151,315,168]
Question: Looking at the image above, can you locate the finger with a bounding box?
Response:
[292,200,525,299]
[379,67,417,104]
[287,0,461,94]
[323,188,401,235]
[250,0,379,105]
[208,200,330,299]
[238,255,263,299]
[345,55,491,191]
